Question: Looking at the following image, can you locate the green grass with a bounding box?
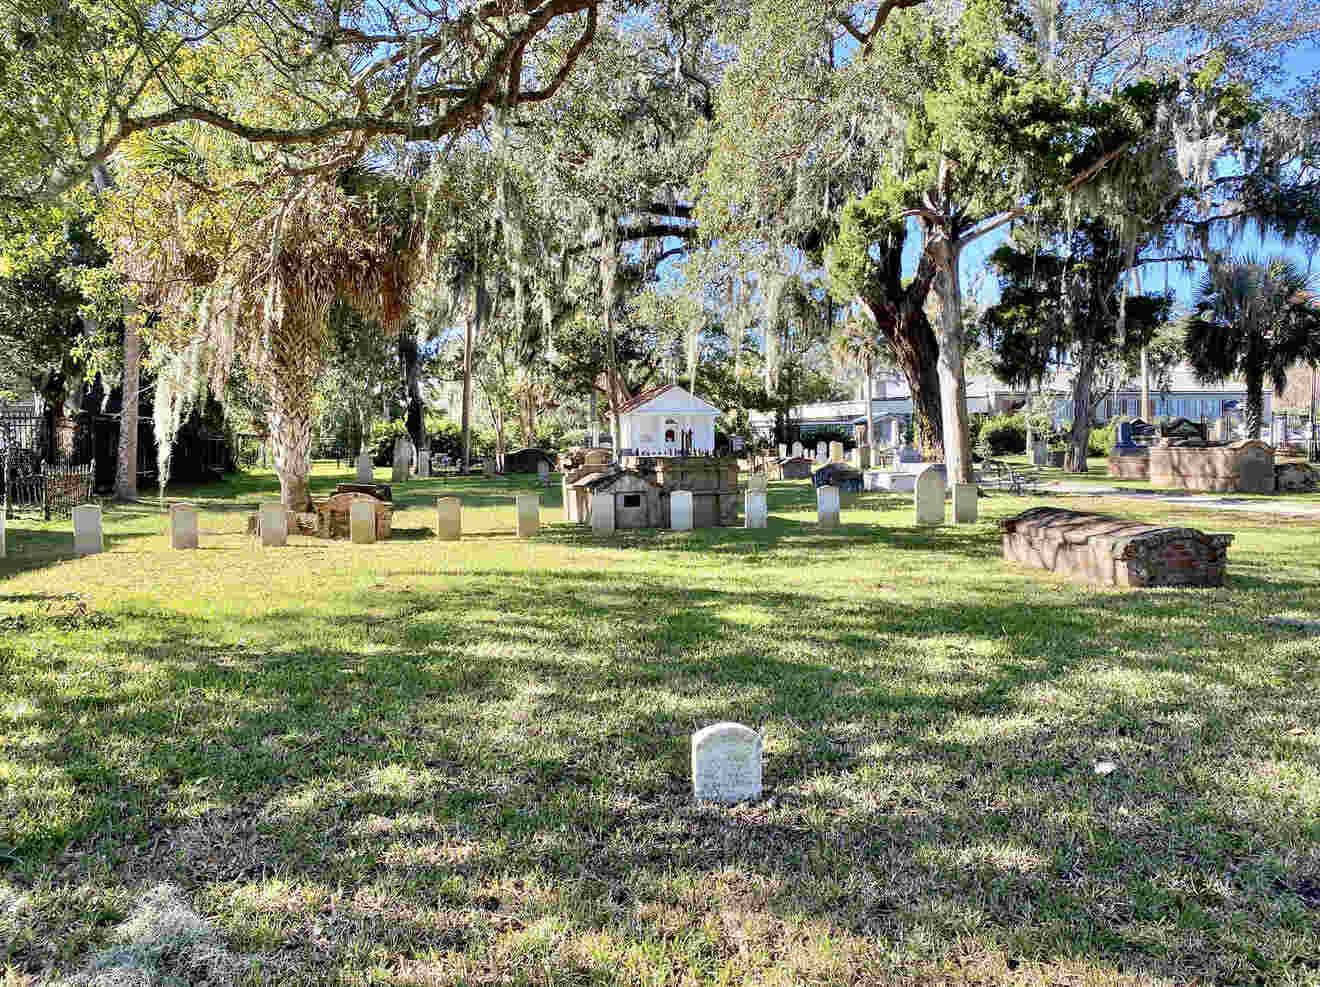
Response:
[2,464,1319,985]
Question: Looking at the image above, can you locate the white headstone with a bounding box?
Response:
[692,722,762,804]
[914,465,946,525]
[435,497,461,540]
[591,491,616,534]
[72,504,103,557]
[792,441,805,458]
[416,453,431,478]
[259,503,288,547]
[516,493,539,538]
[391,437,410,483]
[356,452,373,483]
[817,484,840,529]
[671,490,694,531]
[169,504,199,550]
[0,510,6,559]
[952,482,977,524]
[778,443,788,458]
[816,442,828,462]
[350,500,376,544]
[745,490,768,528]
[829,440,844,463]
[890,419,903,447]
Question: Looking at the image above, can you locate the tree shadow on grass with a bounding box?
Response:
[4,560,1320,982]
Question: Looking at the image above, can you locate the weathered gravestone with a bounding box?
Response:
[72,504,103,557]
[515,494,540,538]
[747,472,768,493]
[816,442,828,462]
[1236,440,1275,493]
[691,722,762,804]
[537,460,550,486]
[914,464,946,525]
[745,490,767,528]
[416,453,431,478]
[792,441,805,458]
[829,440,844,462]
[391,437,411,483]
[952,483,978,524]
[349,500,376,544]
[671,490,694,531]
[258,503,288,547]
[778,443,788,458]
[817,484,840,529]
[591,491,616,534]
[356,452,373,483]
[890,419,904,447]
[435,497,462,540]
[0,510,5,559]
[169,504,199,550]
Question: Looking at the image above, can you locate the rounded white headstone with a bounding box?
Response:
[692,722,762,804]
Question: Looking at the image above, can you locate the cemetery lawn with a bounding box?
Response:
[3,465,1319,986]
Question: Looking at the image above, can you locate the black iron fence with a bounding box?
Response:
[1,409,96,519]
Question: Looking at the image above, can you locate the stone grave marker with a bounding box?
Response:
[591,491,616,534]
[747,472,768,493]
[914,464,946,525]
[671,490,694,531]
[0,510,6,559]
[391,437,410,483]
[259,503,288,547]
[356,452,373,483]
[745,490,768,528]
[537,460,550,486]
[692,722,762,804]
[72,504,103,556]
[435,497,461,540]
[1029,438,1050,466]
[778,443,788,458]
[816,441,828,462]
[817,484,840,529]
[792,441,805,458]
[349,501,376,544]
[416,454,431,478]
[952,483,977,523]
[516,494,540,537]
[829,440,844,462]
[169,503,199,550]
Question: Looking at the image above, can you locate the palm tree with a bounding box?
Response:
[831,312,891,458]
[1183,257,1320,439]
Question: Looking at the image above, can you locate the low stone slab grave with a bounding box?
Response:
[999,507,1233,588]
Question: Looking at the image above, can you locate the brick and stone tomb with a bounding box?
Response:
[999,507,1233,588]
[314,491,393,540]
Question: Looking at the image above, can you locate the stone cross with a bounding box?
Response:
[435,497,461,540]
[169,503,199,550]
[952,483,977,524]
[591,491,616,534]
[258,503,288,547]
[72,504,103,557]
[691,722,762,804]
[914,464,946,525]
[671,490,694,531]
[745,490,767,528]
[356,452,373,483]
[516,494,540,537]
[817,484,840,529]
[349,501,376,544]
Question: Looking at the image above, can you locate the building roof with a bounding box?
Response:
[615,383,720,417]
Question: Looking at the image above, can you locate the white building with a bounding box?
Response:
[615,383,721,456]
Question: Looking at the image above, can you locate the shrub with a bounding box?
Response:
[979,412,1026,455]
[1089,423,1116,457]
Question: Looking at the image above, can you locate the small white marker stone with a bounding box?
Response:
[692,722,762,804]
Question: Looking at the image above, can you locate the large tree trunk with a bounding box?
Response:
[268,382,314,511]
[1067,342,1097,473]
[115,320,141,501]
[925,237,973,483]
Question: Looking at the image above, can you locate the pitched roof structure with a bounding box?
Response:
[614,383,721,417]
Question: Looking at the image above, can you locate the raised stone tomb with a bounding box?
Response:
[315,492,392,540]
[1147,439,1274,493]
[999,507,1233,588]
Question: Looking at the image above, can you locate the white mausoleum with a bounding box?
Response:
[616,383,721,456]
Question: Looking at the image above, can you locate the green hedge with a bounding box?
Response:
[979,412,1027,455]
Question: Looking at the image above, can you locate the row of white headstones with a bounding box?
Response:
[2,466,976,559]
